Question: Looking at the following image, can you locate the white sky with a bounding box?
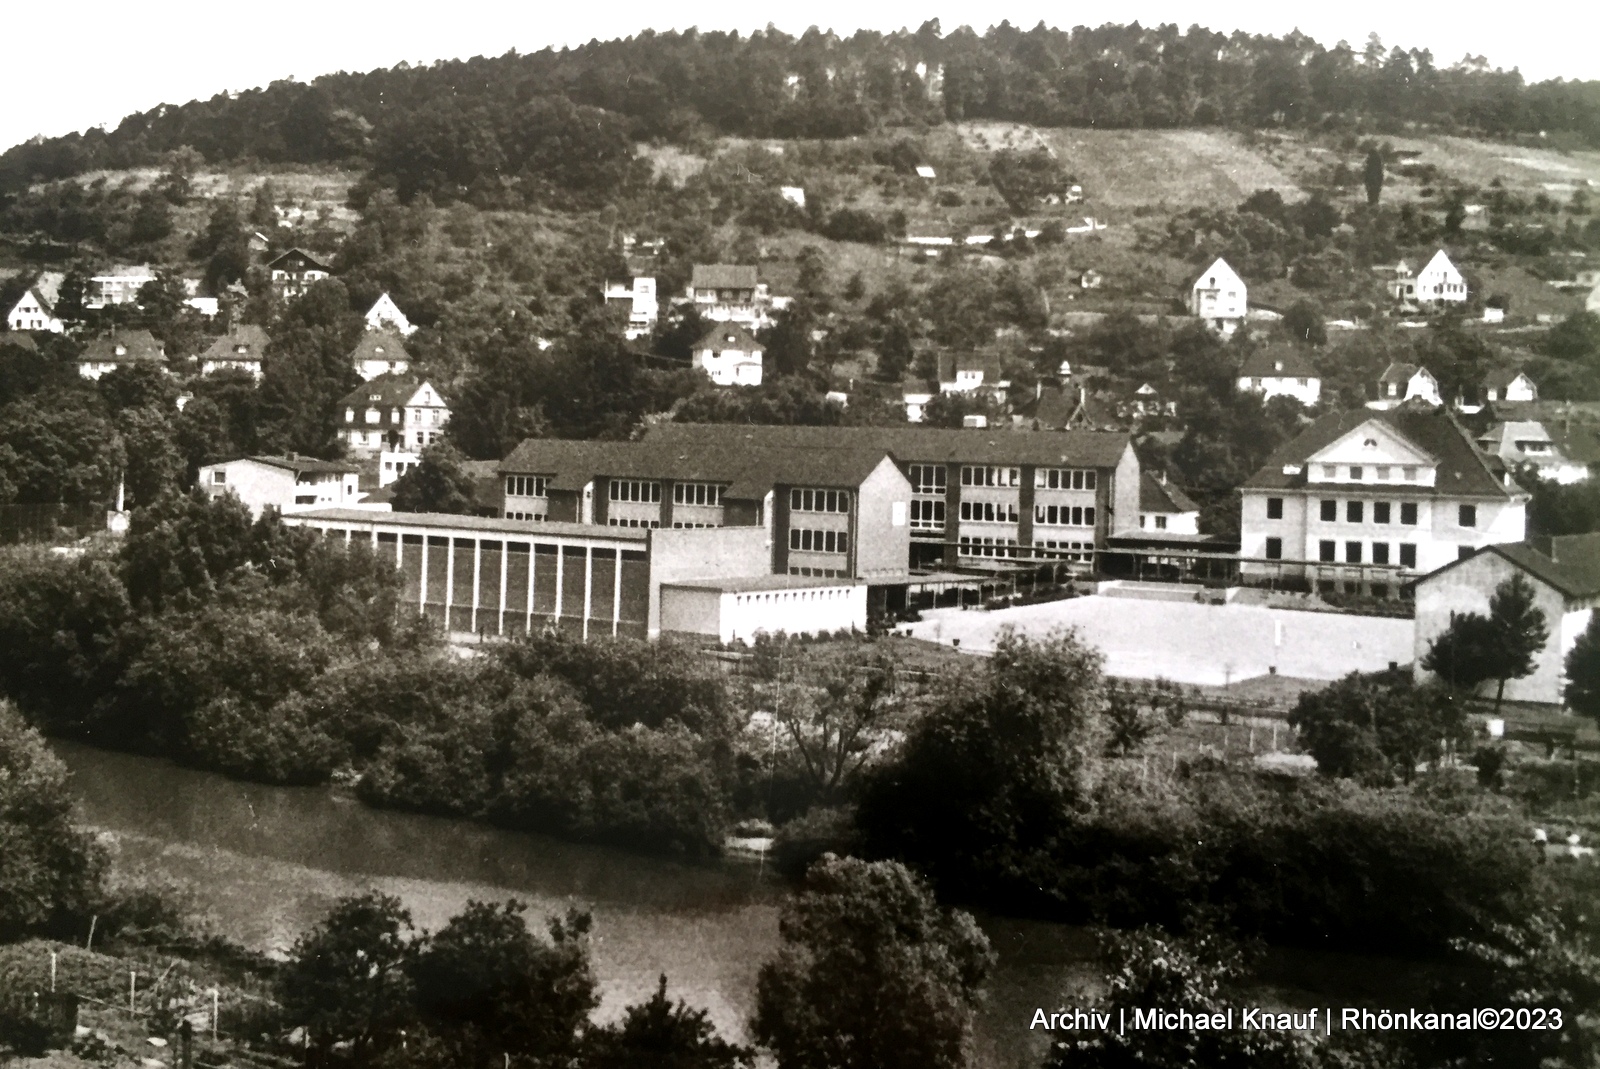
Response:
[3,0,1594,154]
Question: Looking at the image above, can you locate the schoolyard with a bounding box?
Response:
[906,595,1415,686]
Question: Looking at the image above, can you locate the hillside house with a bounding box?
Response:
[602,277,658,339]
[1188,257,1247,335]
[937,353,1007,399]
[1392,250,1468,306]
[1237,350,1321,407]
[1483,369,1538,404]
[1369,363,1442,409]
[268,249,332,300]
[1414,534,1600,705]
[1138,471,1200,534]
[1476,419,1600,484]
[198,325,270,379]
[902,387,935,423]
[340,374,449,462]
[350,332,411,381]
[6,272,64,332]
[1239,404,1527,592]
[78,330,166,380]
[686,264,780,330]
[364,293,416,336]
[694,322,764,386]
[199,455,362,519]
[85,265,156,309]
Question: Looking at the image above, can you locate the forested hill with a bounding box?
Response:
[3,20,1599,204]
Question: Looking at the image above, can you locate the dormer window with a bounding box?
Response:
[114,344,127,356]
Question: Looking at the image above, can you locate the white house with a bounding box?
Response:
[199,455,363,519]
[364,293,416,336]
[1392,250,1468,305]
[779,186,806,208]
[1476,420,1600,485]
[350,332,411,381]
[198,325,270,379]
[602,277,659,339]
[937,353,1006,397]
[78,330,167,380]
[1188,257,1247,335]
[6,272,64,332]
[1369,362,1441,409]
[686,264,778,330]
[694,322,764,386]
[1483,369,1538,404]
[1239,404,1528,592]
[1138,471,1200,534]
[340,374,450,474]
[85,265,157,309]
[902,387,935,423]
[1414,535,1600,705]
[267,249,332,300]
[1237,350,1321,407]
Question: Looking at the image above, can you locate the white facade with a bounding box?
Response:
[199,457,362,520]
[364,293,416,336]
[1477,421,1592,484]
[659,578,867,644]
[343,380,449,455]
[1393,250,1468,305]
[1369,365,1442,409]
[85,266,157,309]
[1189,257,1247,334]
[1485,372,1538,403]
[602,277,659,339]
[1237,359,1321,407]
[7,288,62,332]
[696,326,764,386]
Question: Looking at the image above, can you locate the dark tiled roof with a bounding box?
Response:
[199,325,270,361]
[691,264,759,290]
[1239,349,1317,378]
[245,455,358,476]
[268,248,333,272]
[339,373,437,408]
[349,331,411,366]
[1242,404,1515,499]
[695,322,763,351]
[1140,471,1199,513]
[81,330,165,363]
[1552,424,1600,465]
[644,423,1134,469]
[1427,538,1600,601]
[1378,361,1421,385]
[936,352,1002,384]
[1483,367,1532,391]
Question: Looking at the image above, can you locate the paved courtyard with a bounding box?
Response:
[907,596,1415,686]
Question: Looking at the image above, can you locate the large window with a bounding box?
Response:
[1374,501,1391,524]
[1034,505,1096,527]
[1320,500,1337,522]
[1346,541,1363,564]
[909,499,945,530]
[961,465,1020,487]
[1034,468,1097,491]
[959,535,1020,559]
[908,464,946,494]
[1401,502,1418,525]
[1459,504,1477,528]
[673,482,726,506]
[790,488,850,514]
[610,479,661,503]
[1319,540,1336,562]
[789,528,848,554]
[1265,537,1282,560]
[1372,542,1390,565]
[961,501,1020,523]
[506,476,548,498]
[1346,501,1364,523]
[1400,544,1417,568]
[1266,497,1283,519]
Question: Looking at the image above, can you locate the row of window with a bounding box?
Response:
[959,536,1022,558]
[610,479,662,503]
[1036,505,1096,528]
[507,476,548,498]
[787,567,847,578]
[1035,468,1098,491]
[672,521,721,529]
[909,500,945,529]
[1263,537,1419,568]
[1034,539,1094,561]
[1265,497,1471,527]
[504,511,547,521]
[675,482,726,506]
[1320,464,1420,482]
[962,465,1022,488]
[790,528,849,554]
[790,488,851,514]
[607,517,661,528]
[909,464,947,494]
[961,501,1020,523]
[915,465,1099,493]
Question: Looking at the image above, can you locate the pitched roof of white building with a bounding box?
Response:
[1192,257,1245,293]
[1419,249,1463,281]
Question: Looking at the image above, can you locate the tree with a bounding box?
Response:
[1281,300,1326,346]
[760,652,899,805]
[390,440,480,515]
[1422,611,1501,694]
[1363,149,1385,206]
[279,892,416,1065]
[584,975,753,1069]
[1289,669,1470,784]
[0,701,105,942]
[875,320,914,382]
[409,900,596,1069]
[1544,312,1600,363]
[1483,572,1550,712]
[1565,613,1600,727]
[1045,928,1317,1069]
[752,856,993,1069]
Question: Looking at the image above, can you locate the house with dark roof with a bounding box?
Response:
[1240,403,1528,591]
[349,331,411,381]
[1475,418,1600,484]
[1137,471,1200,535]
[1188,257,1247,335]
[685,264,781,329]
[78,330,167,380]
[198,325,271,380]
[937,352,1008,398]
[339,374,449,479]
[1482,369,1538,404]
[198,454,363,519]
[267,248,332,299]
[6,271,64,333]
[1237,349,1320,408]
[1414,533,1600,704]
[1369,362,1441,409]
[693,322,764,386]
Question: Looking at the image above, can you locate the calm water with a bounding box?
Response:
[54,742,1095,1068]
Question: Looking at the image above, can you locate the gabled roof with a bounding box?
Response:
[1140,471,1199,514]
[349,331,411,366]
[81,330,165,363]
[239,454,358,477]
[267,248,333,271]
[1483,367,1534,391]
[1239,349,1318,378]
[1419,249,1461,279]
[339,373,441,408]
[1242,404,1515,499]
[1378,361,1426,385]
[1192,257,1244,291]
[1421,537,1600,601]
[691,264,759,290]
[695,322,763,351]
[33,271,63,308]
[199,325,270,361]
[643,423,1135,469]
[937,352,1002,384]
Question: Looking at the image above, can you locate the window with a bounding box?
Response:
[1265,537,1282,560]
[506,476,548,498]
[1399,544,1416,568]
[211,471,226,485]
[1459,545,1475,561]
[789,528,848,554]
[1374,502,1391,524]
[1266,497,1283,520]
[1346,541,1363,564]
[1400,502,1418,525]
[1458,504,1477,528]
[790,488,850,513]
[961,466,1020,487]
[673,482,726,506]
[1349,466,1363,481]
[962,501,1020,523]
[1320,500,1337,522]
[1346,501,1364,523]
[294,495,316,505]
[344,408,354,423]
[1154,515,1168,530]
[609,479,661,503]
[1376,466,1391,480]
[909,499,945,529]
[1034,468,1097,490]
[365,408,380,424]
[1033,505,1095,527]
[908,464,946,494]
[1322,465,1337,479]
[1319,540,1336,562]
[1372,542,1390,565]
[1402,466,1418,481]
